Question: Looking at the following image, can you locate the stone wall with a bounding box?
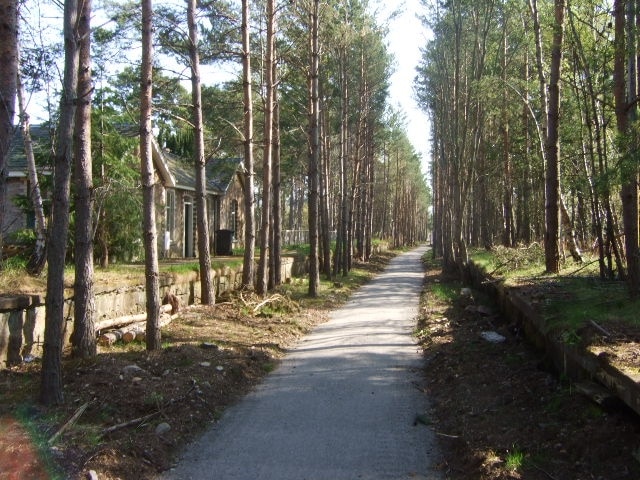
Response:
[0,256,301,368]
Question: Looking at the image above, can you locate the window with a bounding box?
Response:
[231,199,238,238]
[166,189,175,236]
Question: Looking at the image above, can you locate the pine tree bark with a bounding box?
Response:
[543,0,565,274]
[72,0,96,358]
[41,0,79,405]
[257,0,275,296]
[241,0,255,290]
[0,0,18,262]
[270,41,281,289]
[188,0,213,305]
[140,0,161,350]
[319,90,332,278]
[616,0,640,297]
[307,0,320,297]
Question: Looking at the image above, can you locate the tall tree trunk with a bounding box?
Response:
[17,65,47,275]
[241,0,255,290]
[616,0,640,296]
[257,0,275,296]
[140,0,161,350]
[319,89,332,278]
[71,0,96,358]
[338,47,349,277]
[0,0,18,264]
[41,0,80,405]
[270,41,281,289]
[543,0,565,274]
[188,0,213,305]
[307,0,320,297]
[501,20,514,248]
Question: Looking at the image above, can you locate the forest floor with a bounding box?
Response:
[1,250,640,480]
[419,257,640,479]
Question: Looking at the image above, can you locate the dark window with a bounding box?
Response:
[231,199,238,238]
[166,190,175,236]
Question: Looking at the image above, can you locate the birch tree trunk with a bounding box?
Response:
[72,0,96,358]
[140,0,161,350]
[241,0,255,290]
[41,0,79,405]
[188,0,213,305]
[17,66,47,275]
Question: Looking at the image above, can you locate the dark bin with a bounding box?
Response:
[215,229,234,256]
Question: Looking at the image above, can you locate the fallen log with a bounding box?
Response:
[95,304,173,332]
[98,330,124,347]
[98,313,176,346]
[122,327,145,343]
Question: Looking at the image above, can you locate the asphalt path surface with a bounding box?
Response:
[162,245,442,480]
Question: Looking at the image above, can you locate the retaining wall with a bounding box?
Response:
[467,261,640,417]
[0,256,300,368]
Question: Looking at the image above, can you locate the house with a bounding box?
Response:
[2,125,245,259]
[2,125,52,240]
[157,147,245,258]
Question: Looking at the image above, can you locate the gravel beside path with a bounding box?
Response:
[162,246,442,480]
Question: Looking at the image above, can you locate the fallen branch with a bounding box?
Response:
[48,401,90,445]
[101,411,160,436]
[589,320,611,338]
[567,259,599,277]
[101,383,197,436]
[488,259,516,276]
[252,294,286,314]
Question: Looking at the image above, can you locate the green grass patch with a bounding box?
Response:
[469,247,639,342]
[505,448,525,471]
[430,283,459,302]
[13,404,66,479]
[541,277,639,336]
[262,362,276,373]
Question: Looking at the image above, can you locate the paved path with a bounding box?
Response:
[162,246,442,480]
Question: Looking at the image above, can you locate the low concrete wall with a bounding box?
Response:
[0,256,304,368]
[466,261,640,417]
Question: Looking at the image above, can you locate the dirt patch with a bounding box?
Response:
[0,254,393,480]
[418,262,640,479]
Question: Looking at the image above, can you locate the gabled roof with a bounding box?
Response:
[151,139,176,188]
[7,124,240,195]
[162,149,242,195]
[7,125,53,177]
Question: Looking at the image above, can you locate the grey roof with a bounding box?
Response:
[162,150,242,195]
[7,124,241,195]
[7,125,53,175]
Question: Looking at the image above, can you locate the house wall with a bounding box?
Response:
[160,172,245,259]
[162,188,211,259]
[2,177,27,238]
[219,173,245,249]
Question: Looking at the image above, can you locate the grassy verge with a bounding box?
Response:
[469,245,640,342]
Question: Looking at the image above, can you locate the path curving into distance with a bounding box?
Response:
[162,245,442,480]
